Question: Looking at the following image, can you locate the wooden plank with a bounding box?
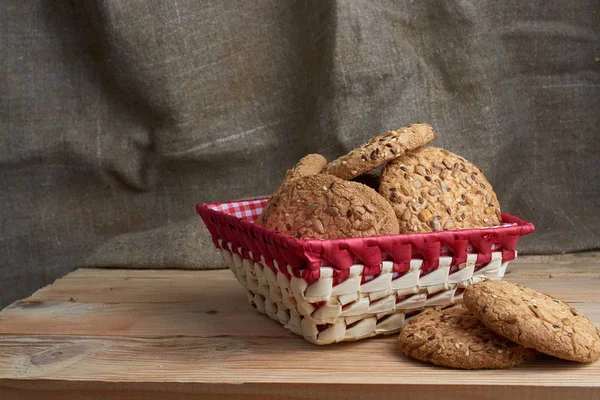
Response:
[1,299,598,339]
[0,300,291,338]
[65,268,227,279]
[507,252,599,265]
[505,254,600,279]
[1,381,596,400]
[1,335,599,385]
[19,252,600,305]
[23,270,600,304]
[26,271,245,304]
[505,277,600,302]
[1,269,598,339]
[0,253,599,399]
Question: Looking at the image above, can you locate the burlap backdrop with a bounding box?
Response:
[1,1,598,307]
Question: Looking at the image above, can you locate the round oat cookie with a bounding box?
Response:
[380,146,501,233]
[464,280,600,363]
[397,306,537,369]
[322,123,436,180]
[256,154,327,225]
[257,174,398,239]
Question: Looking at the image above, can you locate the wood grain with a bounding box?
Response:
[0,252,599,399]
[1,381,598,400]
[2,380,597,400]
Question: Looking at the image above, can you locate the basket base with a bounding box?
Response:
[220,247,513,345]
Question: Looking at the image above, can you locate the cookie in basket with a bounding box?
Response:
[257,174,399,239]
[283,153,328,181]
[323,123,436,180]
[380,146,501,233]
[397,306,537,369]
[257,154,327,225]
[464,280,600,363]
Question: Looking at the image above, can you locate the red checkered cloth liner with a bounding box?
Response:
[206,198,517,229]
[209,198,268,221]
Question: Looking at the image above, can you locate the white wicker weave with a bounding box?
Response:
[219,239,513,345]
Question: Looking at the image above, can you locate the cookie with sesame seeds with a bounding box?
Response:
[464,280,600,363]
[397,305,537,369]
[322,123,436,180]
[379,146,501,233]
[257,174,398,239]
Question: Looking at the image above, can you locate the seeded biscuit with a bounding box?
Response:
[258,174,399,239]
[464,280,600,363]
[397,306,536,369]
[323,123,436,180]
[380,146,501,233]
[257,154,327,225]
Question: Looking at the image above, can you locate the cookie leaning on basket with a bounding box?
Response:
[464,280,600,363]
[397,305,537,369]
[380,146,501,233]
[256,154,327,225]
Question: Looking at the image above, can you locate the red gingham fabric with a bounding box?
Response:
[206,198,517,229]
[209,198,267,221]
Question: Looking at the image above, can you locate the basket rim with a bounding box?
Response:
[196,197,535,252]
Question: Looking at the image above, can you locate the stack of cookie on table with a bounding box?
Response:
[256,123,600,369]
[399,281,600,369]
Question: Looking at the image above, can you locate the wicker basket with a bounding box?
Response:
[196,198,534,345]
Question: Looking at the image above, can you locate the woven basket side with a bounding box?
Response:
[221,246,511,344]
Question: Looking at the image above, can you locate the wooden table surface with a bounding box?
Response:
[1,252,599,399]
